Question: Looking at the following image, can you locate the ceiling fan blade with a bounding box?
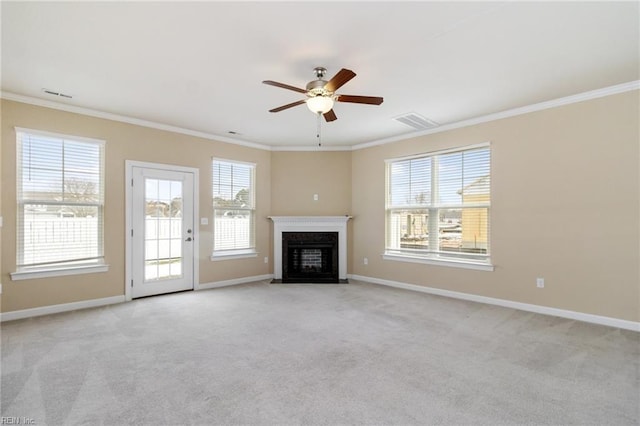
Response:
[324,68,356,92]
[262,80,307,94]
[323,109,337,122]
[336,95,384,105]
[269,100,306,113]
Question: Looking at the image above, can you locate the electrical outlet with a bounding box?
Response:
[364,257,369,265]
[264,257,269,264]
[536,277,545,288]
[313,194,319,201]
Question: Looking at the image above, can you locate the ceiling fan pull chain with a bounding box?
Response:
[317,112,322,147]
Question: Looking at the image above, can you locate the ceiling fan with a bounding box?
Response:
[262,67,384,122]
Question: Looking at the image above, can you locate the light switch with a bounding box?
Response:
[313,194,319,201]
[200,217,209,225]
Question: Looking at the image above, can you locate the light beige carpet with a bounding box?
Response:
[1,279,638,425]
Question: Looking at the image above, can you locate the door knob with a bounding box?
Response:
[185,237,192,242]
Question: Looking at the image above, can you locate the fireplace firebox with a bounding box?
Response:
[269,216,351,283]
[282,232,338,283]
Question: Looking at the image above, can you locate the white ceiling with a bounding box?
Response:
[2,1,638,149]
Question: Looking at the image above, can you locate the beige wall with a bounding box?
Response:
[270,151,353,271]
[270,151,351,216]
[1,100,272,312]
[2,90,638,323]
[0,100,3,311]
[352,91,640,322]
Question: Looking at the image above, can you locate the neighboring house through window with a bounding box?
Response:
[385,143,492,269]
[15,128,106,275]
[212,158,256,259]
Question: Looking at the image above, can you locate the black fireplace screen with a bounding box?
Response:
[282,232,338,283]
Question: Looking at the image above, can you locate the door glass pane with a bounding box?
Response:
[144,177,183,281]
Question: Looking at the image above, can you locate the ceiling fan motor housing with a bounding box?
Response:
[306,79,331,96]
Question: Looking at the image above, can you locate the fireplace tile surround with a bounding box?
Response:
[269,216,351,283]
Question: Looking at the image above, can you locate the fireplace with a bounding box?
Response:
[269,216,351,284]
[282,232,338,283]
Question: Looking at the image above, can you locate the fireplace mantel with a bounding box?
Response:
[269,216,352,281]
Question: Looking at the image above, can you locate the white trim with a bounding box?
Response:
[384,142,490,163]
[2,91,271,151]
[0,295,125,322]
[4,81,637,152]
[211,157,256,167]
[352,80,640,150]
[15,127,105,146]
[125,163,133,301]
[11,264,109,281]
[196,274,274,291]
[382,253,494,271]
[271,145,353,152]
[211,251,258,261]
[269,216,352,280]
[125,161,200,302]
[349,274,640,332]
[125,160,202,175]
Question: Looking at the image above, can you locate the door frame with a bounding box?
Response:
[125,160,200,301]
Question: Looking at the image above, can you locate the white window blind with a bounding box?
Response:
[212,159,255,253]
[386,144,491,264]
[16,129,105,269]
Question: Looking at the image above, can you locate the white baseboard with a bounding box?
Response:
[4,274,635,332]
[349,274,640,332]
[0,295,126,322]
[197,274,274,290]
[0,275,274,321]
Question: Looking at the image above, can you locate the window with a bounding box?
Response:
[385,143,491,268]
[15,128,105,273]
[212,159,256,258]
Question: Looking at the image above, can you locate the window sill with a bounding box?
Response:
[211,250,258,261]
[11,263,110,281]
[382,252,494,271]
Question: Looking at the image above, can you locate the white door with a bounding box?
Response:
[131,166,195,298]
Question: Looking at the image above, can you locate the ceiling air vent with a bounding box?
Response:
[42,88,73,99]
[393,112,439,131]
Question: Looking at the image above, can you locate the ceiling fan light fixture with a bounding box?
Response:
[264,67,382,121]
[306,95,334,114]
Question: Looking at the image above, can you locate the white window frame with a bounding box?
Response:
[384,142,493,271]
[211,158,257,260]
[11,128,108,280]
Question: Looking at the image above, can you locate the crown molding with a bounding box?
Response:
[270,144,353,152]
[0,91,273,151]
[351,80,640,151]
[3,80,638,153]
